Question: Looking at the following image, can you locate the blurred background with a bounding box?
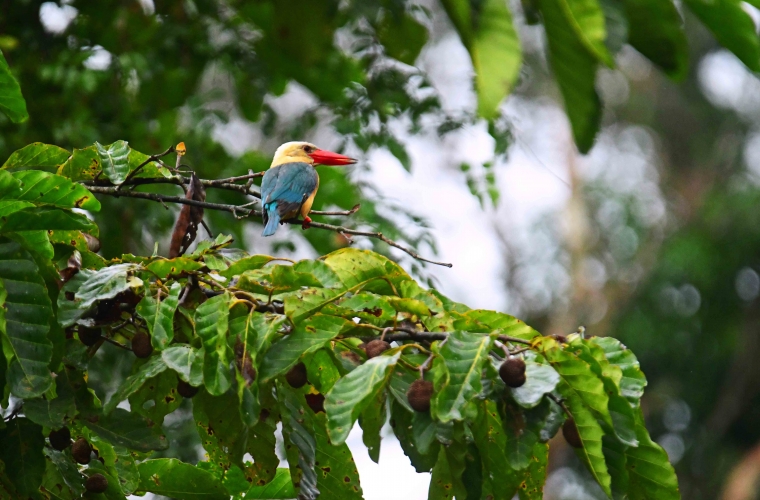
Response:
[2,0,760,498]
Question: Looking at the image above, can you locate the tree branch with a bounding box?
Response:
[86,182,452,267]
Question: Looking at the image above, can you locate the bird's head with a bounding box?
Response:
[271,141,357,168]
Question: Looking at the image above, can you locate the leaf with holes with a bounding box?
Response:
[278,383,320,500]
[103,356,167,414]
[136,459,229,500]
[313,412,364,499]
[245,468,296,498]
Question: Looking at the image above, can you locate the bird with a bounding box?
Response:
[261,141,356,237]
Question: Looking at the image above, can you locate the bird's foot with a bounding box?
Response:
[301,216,312,230]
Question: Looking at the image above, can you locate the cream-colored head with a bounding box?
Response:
[270,141,317,168]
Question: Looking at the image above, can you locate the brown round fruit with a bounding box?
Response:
[78,327,102,347]
[365,339,390,359]
[285,362,308,389]
[305,393,325,413]
[406,379,434,413]
[71,437,92,464]
[131,332,153,358]
[562,418,583,448]
[85,473,108,493]
[177,380,199,398]
[499,357,527,388]
[49,427,71,451]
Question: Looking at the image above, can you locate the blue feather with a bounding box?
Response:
[262,202,280,237]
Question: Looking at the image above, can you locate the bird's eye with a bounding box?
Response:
[304,145,315,153]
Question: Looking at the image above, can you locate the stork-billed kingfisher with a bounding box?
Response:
[261,142,356,236]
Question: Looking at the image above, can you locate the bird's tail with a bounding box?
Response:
[262,204,280,237]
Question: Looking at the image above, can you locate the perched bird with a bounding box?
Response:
[261,142,356,237]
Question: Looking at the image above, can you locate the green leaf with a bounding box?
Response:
[278,383,319,500]
[359,391,386,463]
[561,0,613,65]
[162,345,204,386]
[84,408,169,452]
[377,12,428,65]
[24,376,76,429]
[129,368,182,426]
[260,314,349,382]
[0,240,54,398]
[590,336,647,405]
[431,331,493,422]
[95,140,131,185]
[136,459,230,500]
[472,400,520,500]
[9,170,100,211]
[428,434,467,500]
[245,468,296,498]
[195,292,232,396]
[337,292,396,325]
[539,0,602,153]
[193,390,247,472]
[441,0,523,119]
[304,348,342,394]
[145,257,204,278]
[516,442,549,500]
[685,0,760,72]
[313,412,364,499]
[72,263,139,310]
[602,434,629,499]
[0,418,44,496]
[322,248,410,292]
[2,143,71,172]
[624,0,688,79]
[104,356,168,414]
[510,359,561,408]
[0,206,97,234]
[325,351,400,445]
[219,255,277,279]
[293,259,343,288]
[284,287,343,324]
[390,401,439,473]
[569,339,637,447]
[463,310,540,339]
[626,408,680,499]
[57,146,101,181]
[540,338,612,427]
[559,380,612,497]
[0,49,27,123]
[44,447,85,498]
[136,282,181,350]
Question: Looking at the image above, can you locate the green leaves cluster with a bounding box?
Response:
[445,0,759,152]
[0,166,678,499]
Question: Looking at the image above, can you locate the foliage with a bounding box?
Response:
[0,144,678,496]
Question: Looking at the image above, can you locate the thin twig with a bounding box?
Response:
[117,145,175,190]
[102,336,132,351]
[547,393,573,419]
[300,220,453,267]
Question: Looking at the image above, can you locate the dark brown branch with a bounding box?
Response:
[353,326,533,346]
[117,145,176,189]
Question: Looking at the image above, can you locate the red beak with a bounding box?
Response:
[309,149,357,166]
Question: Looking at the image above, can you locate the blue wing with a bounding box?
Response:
[261,162,318,218]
